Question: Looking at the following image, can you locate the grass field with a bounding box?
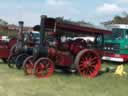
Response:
[0,61,128,96]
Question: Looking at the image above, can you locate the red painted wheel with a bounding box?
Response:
[34,57,54,78]
[74,49,101,78]
[23,56,34,75]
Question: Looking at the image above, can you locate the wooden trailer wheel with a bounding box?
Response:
[75,49,101,78]
[34,57,54,78]
[23,56,34,75]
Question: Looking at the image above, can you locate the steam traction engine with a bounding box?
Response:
[8,21,40,69]
[23,15,111,78]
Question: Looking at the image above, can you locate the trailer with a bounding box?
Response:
[0,26,17,63]
[23,15,111,78]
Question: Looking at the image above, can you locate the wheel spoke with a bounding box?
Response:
[86,52,91,59]
[45,63,50,68]
[90,57,98,62]
[83,69,90,75]
[80,67,86,72]
[88,66,94,74]
[86,67,91,75]
[28,60,33,65]
[89,61,97,66]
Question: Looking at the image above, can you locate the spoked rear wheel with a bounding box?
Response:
[23,56,34,75]
[75,49,101,78]
[34,57,54,78]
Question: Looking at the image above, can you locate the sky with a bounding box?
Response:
[0,0,128,26]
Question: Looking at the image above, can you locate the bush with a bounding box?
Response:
[0,30,17,38]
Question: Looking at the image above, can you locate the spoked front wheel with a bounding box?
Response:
[34,57,54,78]
[23,56,34,75]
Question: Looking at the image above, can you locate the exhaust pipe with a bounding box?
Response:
[18,21,24,32]
[40,15,47,46]
[18,21,24,40]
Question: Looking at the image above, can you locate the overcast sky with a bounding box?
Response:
[0,0,128,26]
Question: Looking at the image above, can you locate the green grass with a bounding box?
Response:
[0,61,128,96]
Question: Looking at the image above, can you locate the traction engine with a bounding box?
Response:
[23,15,111,78]
[8,21,40,69]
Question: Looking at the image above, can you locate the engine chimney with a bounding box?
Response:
[17,21,24,41]
[40,15,47,46]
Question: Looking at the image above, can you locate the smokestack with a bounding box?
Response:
[18,21,24,32]
[19,21,24,28]
[19,21,24,27]
[40,15,47,46]
[18,21,24,40]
